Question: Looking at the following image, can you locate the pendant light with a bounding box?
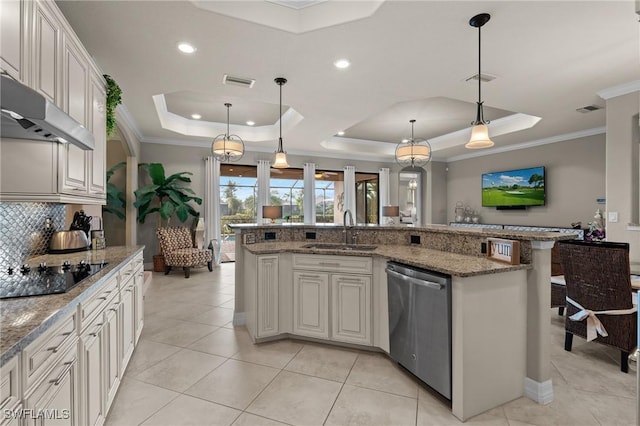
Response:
[272,77,289,168]
[211,103,244,162]
[466,13,494,149]
[395,119,431,167]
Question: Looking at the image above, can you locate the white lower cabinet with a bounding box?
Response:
[331,274,371,345]
[257,255,279,338]
[120,278,135,373]
[133,267,144,343]
[80,318,105,426]
[23,340,79,426]
[292,271,329,339]
[104,297,120,412]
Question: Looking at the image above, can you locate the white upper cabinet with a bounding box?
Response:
[0,0,107,204]
[1,0,30,83]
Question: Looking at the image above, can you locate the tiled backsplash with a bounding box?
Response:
[0,203,66,267]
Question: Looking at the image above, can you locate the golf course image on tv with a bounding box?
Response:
[482,166,545,207]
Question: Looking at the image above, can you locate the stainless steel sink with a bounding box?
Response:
[302,243,377,251]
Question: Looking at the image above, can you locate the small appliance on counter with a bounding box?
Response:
[49,230,91,254]
[90,217,106,250]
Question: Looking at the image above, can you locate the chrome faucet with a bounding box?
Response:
[343,209,354,244]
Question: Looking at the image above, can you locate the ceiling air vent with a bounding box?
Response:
[576,105,603,113]
[464,73,496,83]
[222,74,256,88]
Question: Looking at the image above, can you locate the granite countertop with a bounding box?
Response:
[242,242,531,277]
[230,223,577,242]
[0,246,144,365]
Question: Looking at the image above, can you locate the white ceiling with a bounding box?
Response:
[56,0,639,162]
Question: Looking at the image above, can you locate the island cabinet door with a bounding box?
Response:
[257,255,279,338]
[331,274,371,345]
[292,271,329,339]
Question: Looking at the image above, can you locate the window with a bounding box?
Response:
[270,168,304,223]
[315,170,378,224]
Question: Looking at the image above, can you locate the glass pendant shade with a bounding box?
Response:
[466,123,494,149]
[395,120,431,167]
[211,103,244,162]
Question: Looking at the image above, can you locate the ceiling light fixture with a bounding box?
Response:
[177,42,196,54]
[466,13,494,149]
[272,77,290,169]
[337,131,345,136]
[191,113,202,120]
[395,119,431,168]
[246,120,255,126]
[334,59,350,69]
[212,103,244,163]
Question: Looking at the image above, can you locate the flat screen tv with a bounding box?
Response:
[482,166,546,208]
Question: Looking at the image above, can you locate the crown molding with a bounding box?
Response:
[597,80,640,100]
[115,104,144,142]
[446,126,605,162]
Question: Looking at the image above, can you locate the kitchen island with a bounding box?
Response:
[231,224,574,421]
[0,246,144,426]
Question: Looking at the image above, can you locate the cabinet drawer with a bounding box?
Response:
[23,313,77,391]
[292,254,372,274]
[119,257,139,284]
[0,356,21,414]
[80,276,118,328]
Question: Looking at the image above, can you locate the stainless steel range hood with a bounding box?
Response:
[1,74,94,150]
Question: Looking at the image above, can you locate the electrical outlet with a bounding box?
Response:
[264,231,276,240]
[305,232,316,240]
[410,235,420,244]
[608,212,619,223]
[481,242,487,254]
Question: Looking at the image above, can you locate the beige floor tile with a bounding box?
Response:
[104,378,179,426]
[141,394,241,426]
[231,413,288,426]
[501,392,601,426]
[185,359,280,410]
[181,291,235,307]
[124,339,182,377]
[346,352,418,398]
[574,390,636,426]
[284,343,358,382]
[143,320,219,347]
[232,338,303,369]
[152,301,213,321]
[139,314,187,339]
[417,387,508,426]
[246,371,342,425]
[132,348,226,392]
[189,327,252,357]
[325,384,417,426]
[184,306,234,326]
[219,298,236,309]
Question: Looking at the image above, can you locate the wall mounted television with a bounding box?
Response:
[481,166,546,209]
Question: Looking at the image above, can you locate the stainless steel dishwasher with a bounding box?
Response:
[386,261,452,399]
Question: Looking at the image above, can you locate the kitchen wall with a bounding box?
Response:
[104,139,128,246]
[0,203,66,267]
[446,133,606,227]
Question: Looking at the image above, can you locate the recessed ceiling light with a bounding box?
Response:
[246,121,255,126]
[333,59,350,69]
[229,168,234,171]
[337,131,345,136]
[401,139,409,143]
[191,113,201,120]
[177,42,196,54]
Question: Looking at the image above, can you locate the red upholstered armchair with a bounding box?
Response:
[157,227,213,278]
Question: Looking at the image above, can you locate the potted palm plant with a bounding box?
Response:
[134,163,202,271]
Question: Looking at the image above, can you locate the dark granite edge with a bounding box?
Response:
[0,247,144,366]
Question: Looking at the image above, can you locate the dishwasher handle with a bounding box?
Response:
[386,268,444,290]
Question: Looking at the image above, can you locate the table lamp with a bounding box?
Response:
[262,205,282,224]
[382,205,400,225]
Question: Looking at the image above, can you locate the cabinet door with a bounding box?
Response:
[81,323,104,426]
[24,343,78,426]
[120,281,135,372]
[257,256,279,338]
[88,73,106,196]
[104,305,119,412]
[134,269,144,343]
[292,271,329,339]
[33,0,61,105]
[331,274,371,345]
[0,0,29,83]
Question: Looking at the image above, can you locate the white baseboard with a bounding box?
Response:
[233,312,246,326]
[524,377,554,404]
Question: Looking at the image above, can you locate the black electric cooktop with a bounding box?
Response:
[0,261,109,299]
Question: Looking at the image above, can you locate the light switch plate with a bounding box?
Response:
[608,212,619,222]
